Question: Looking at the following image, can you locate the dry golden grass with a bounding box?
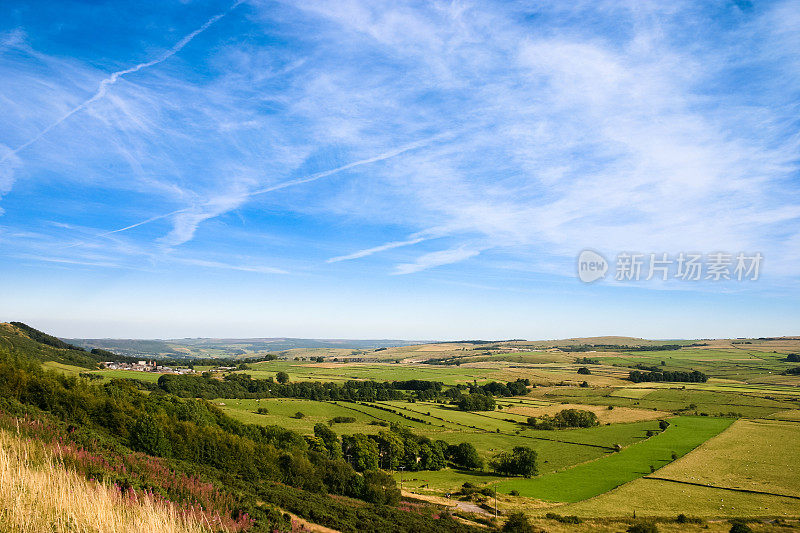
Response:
[0,429,216,533]
[648,419,800,497]
[767,409,800,420]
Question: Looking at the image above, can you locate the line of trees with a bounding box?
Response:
[158,373,411,401]
[628,370,708,383]
[560,344,685,352]
[468,378,530,397]
[526,409,600,430]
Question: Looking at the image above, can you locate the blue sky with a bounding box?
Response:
[0,0,799,339]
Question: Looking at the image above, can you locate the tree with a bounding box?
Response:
[458,393,495,411]
[130,413,171,457]
[490,446,537,477]
[503,512,535,533]
[276,371,289,384]
[373,430,404,470]
[342,434,379,472]
[577,367,591,375]
[362,470,400,505]
[511,446,538,477]
[314,423,342,459]
[402,438,421,471]
[450,442,483,470]
[419,443,445,471]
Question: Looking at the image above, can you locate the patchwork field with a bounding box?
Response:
[496,416,733,502]
[40,334,800,526]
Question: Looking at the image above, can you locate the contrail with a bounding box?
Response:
[247,135,440,198]
[0,0,243,164]
[84,134,446,242]
[99,208,189,237]
[327,236,428,263]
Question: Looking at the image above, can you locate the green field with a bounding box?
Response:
[41,361,85,377]
[496,416,734,502]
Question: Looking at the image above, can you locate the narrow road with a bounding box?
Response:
[401,490,492,515]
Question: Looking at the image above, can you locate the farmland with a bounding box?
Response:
[495,416,733,502]
[30,331,800,529]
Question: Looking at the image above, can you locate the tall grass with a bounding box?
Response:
[0,429,217,533]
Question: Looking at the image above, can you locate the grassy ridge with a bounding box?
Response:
[497,416,733,502]
[0,323,100,369]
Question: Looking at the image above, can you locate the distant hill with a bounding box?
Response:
[62,336,430,359]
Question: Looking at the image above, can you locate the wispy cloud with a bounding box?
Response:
[393,247,482,275]
[15,254,123,269]
[327,235,427,263]
[174,257,288,275]
[1,0,799,288]
[96,135,443,248]
[0,0,243,165]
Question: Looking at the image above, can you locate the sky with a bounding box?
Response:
[0,0,799,340]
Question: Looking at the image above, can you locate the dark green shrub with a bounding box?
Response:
[729,521,753,533]
[503,512,535,532]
